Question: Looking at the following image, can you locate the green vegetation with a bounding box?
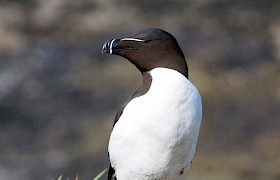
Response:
[93,168,108,180]
[55,168,107,180]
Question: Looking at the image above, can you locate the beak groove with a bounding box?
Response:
[102,39,119,54]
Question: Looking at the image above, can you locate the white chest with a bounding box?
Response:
[108,68,202,180]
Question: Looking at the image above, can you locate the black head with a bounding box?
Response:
[102,28,188,78]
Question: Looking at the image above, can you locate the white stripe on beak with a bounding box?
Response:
[109,39,117,54]
[120,38,145,42]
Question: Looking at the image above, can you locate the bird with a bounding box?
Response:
[102,28,202,180]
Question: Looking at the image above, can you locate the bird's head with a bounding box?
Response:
[102,28,188,78]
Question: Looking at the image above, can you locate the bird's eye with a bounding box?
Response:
[144,39,162,43]
[144,40,153,43]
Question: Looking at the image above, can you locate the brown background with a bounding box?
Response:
[0,1,279,180]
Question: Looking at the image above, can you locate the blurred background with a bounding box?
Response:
[0,0,279,180]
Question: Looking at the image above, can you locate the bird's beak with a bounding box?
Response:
[102,39,120,54]
[102,38,145,54]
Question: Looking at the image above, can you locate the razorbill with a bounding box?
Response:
[102,28,202,180]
